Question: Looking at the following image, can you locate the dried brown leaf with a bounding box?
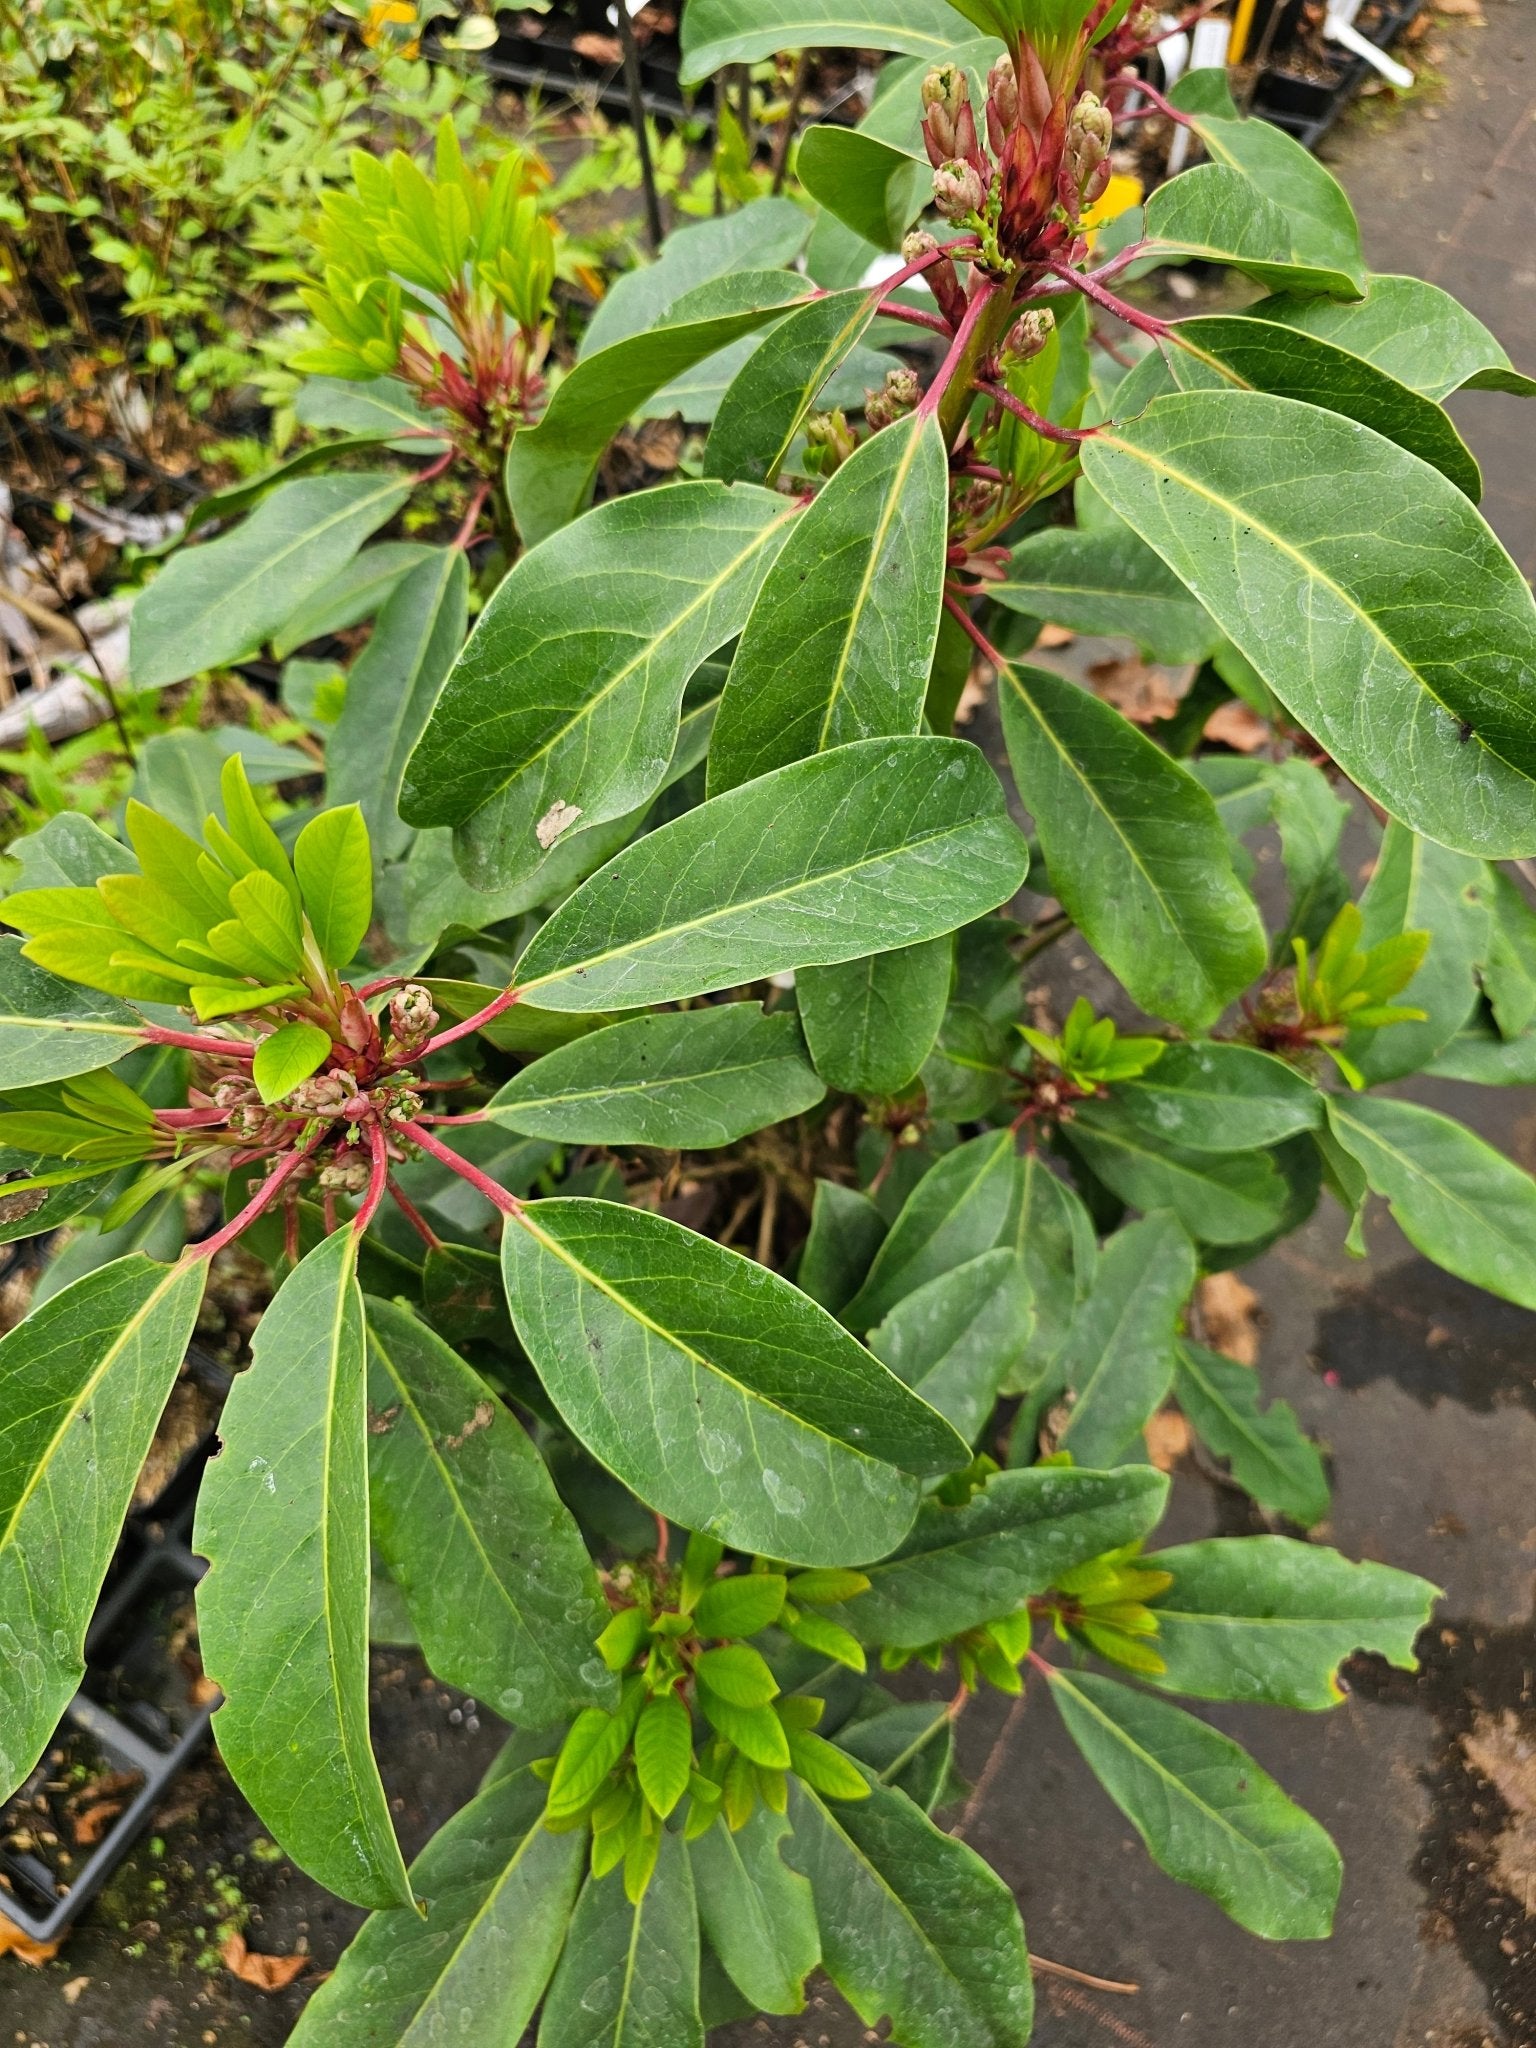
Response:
[0,1910,61,1965]
[1196,1271,1262,1366]
[1087,654,1181,724]
[1203,700,1271,753]
[222,1932,308,1992]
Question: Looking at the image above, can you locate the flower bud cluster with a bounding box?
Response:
[1058,91,1113,216]
[1004,306,1056,361]
[803,408,858,476]
[387,983,438,1059]
[864,366,922,431]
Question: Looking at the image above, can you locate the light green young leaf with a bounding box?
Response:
[997,658,1264,1031]
[1144,1535,1437,1711]
[196,1228,413,1909]
[1110,1043,1322,1154]
[797,126,929,250]
[1248,272,1536,401]
[487,1004,824,1149]
[251,1020,332,1105]
[1172,1340,1329,1528]
[364,1297,613,1727]
[841,1128,1020,1333]
[1047,1667,1342,1939]
[798,937,952,1098]
[690,1805,820,2016]
[293,805,373,971]
[1066,1102,1290,1247]
[1055,1212,1195,1469]
[501,1199,966,1566]
[1082,392,1536,858]
[992,525,1221,666]
[0,1255,204,1799]
[1347,822,1488,1083]
[869,1247,1033,1443]
[709,414,949,794]
[512,737,1029,1012]
[0,939,146,1085]
[680,0,971,79]
[706,287,881,487]
[537,1834,702,2048]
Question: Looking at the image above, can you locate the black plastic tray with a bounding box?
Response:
[1251,0,1425,148]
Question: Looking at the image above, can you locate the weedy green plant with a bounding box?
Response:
[7,0,1536,2035]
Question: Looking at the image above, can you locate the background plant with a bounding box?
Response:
[5,0,1536,2037]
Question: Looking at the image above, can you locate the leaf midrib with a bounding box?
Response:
[1329,1101,1530,1257]
[191,475,404,622]
[495,1047,804,1117]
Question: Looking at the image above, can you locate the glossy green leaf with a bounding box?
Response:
[1111,1043,1322,1153]
[920,1001,1014,1122]
[992,525,1221,666]
[869,1247,1033,1443]
[3,811,134,892]
[287,1767,584,2047]
[512,737,1029,1012]
[506,272,809,547]
[252,1020,331,1105]
[580,202,812,358]
[488,1003,824,1148]
[364,1297,611,1726]
[293,804,373,970]
[997,658,1265,1031]
[1054,1212,1194,1468]
[690,1805,820,2015]
[1046,1667,1342,1939]
[785,1768,1033,2048]
[635,1692,694,1816]
[271,540,439,659]
[1325,1093,1536,1309]
[0,1255,204,1798]
[1348,822,1488,1084]
[797,126,929,249]
[1010,1151,1096,1386]
[1173,1341,1328,1528]
[0,938,146,1083]
[196,1228,413,1908]
[1083,391,1536,858]
[538,1834,702,2048]
[709,415,950,794]
[131,473,412,689]
[706,287,881,487]
[403,482,794,889]
[834,1701,955,1812]
[1428,1022,1536,1086]
[829,1464,1169,1647]
[1145,1536,1436,1711]
[1250,272,1536,401]
[1268,757,1351,954]
[680,0,970,79]
[1067,1101,1290,1248]
[1143,165,1362,298]
[294,373,447,440]
[798,936,952,1098]
[841,1129,1021,1333]
[501,1199,966,1565]
[796,1178,888,1316]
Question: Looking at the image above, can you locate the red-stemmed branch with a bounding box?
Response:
[873,237,981,301]
[917,280,999,422]
[387,1175,442,1249]
[143,1026,257,1060]
[452,480,490,551]
[976,379,1098,446]
[399,1119,522,1217]
[185,1135,322,1264]
[1042,257,1171,341]
[944,590,1012,672]
[352,1122,391,1236]
[876,301,953,337]
[419,986,521,1057]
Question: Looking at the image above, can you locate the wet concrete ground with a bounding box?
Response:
[6,14,1536,2043]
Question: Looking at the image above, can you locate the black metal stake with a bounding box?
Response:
[614,1,664,253]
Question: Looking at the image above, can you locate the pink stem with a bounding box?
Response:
[1109,74,1194,127]
[417,1111,489,1126]
[352,1123,391,1236]
[143,1027,256,1060]
[452,480,490,551]
[1043,258,1171,340]
[874,238,981,300]
[917,279,998,422]
[959,461,1007,482]
[388,1176,442,1249]
[399,1120,522,1217]
[875,301,952,336]
[185,1139,319,1264]
[356,975,407,1000]
[976,378,1098,445]
[415,448,456,485]
[155,1106,232,1130]
[420,986,521,1056]
[944,590,1011,672]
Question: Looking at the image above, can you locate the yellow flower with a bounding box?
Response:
[362,0,417,49]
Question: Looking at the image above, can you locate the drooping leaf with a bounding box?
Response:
[798,937,953,1098]
[251,1020,332,1105]
[130,473,412,689]
[0,938,146,1084]
[0,1255,204,1800]
[840,1129,1021,1333]
[827,1464,1169,1647]
[1143,165,1362,298]
[196,1228,413,1908]
[868,1247,1033,1442]
[690,1805,820,2016]
[402,482,794,889]
[537,1834,702,2048]
[1144,1536,1437,1711]
[287,1766,584,2047]
[1110,1043,1322,1153]
[1248,271,1536,401]
[1046,1667,1342,1940]
[487,1003,824,1149]
[1054,1212,1195,1468]
[1082,391,1536,858]
[991,525,1221,666]
[708,415,950,794]
[784,1768,1034,2048]
[796,1178,888,1316]
[706,287,881,487]
[512,737,1029,1012]
[364,1297,613,1726]
[680,0,971,79]
[580,201,812,357]
[797,125,930,249]
[1347,822,1488,1083]
[1325,1093,1536,1309]
[1066,1102,1291,1248]
[501,1199,966,1566]
[1172,1341,1329,1528]
[997,658,1265,1031]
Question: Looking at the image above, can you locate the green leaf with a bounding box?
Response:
[287,1768,584,2047]
[680,0,970,79]
[706,287,882,487]
[0,1255,204,1799]
[841,1129,1020,1334]
[834,1701,954,1811]
[1248,272,1536,401]
[1143,165,1362,298]
[1268,757,1351,955]
[512,737,1029,1012]
[1170,314,1482,499]
[538,1835,702,2048]
[507,273,809,548]
[271,541,440,660]
[690,1806,819,2015]
[997,659,1264,1031]
[1008,1153,1096,1390]
[635,1692,694,1816]
[1055,1213,1195,1469]
[1110,1043,1322,1153]
[694,1572,788,1638]
[798,936,952,1098]
[920,1001,1014,1121]
[294,373,448,440]
[1347,822,1488,1083]
[708,416,949,794]
[325,549,468,864]
[1066,1103,1290,1248]
[696,1643,779,1707]
[1325,1093,1536,1309]
[487,1003,823,1149]
[797,126,929,249]
[831,1464,1169,1647]
[402,483,793,890]
[796,1179,888,1316]
[2,812,134,892]
[1144,1536,1437,1711]
[364,1297,612,1725]
[0,938,145,1084]
[1173,1341,1328,1527]
[292,806,373,970]
[501,1199,966,1565]
[992,524,1221,666]
[251,1020,332,1105]
[1082,391,1536,858]
[1484,868,1536,1038]
[130,473,412,689]
[195,1229,413,1908]
[869,1248,1033,1443]
[581,201,812,357]
[1428,1022,1536,1086]
[785,1768,1033,2048]
[1046,1667,1342,1939]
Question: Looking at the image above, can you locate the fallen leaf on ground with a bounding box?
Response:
[1088,653,1181,724]
[1203,700,1271,752]
[0,1910,60,1965]
[222,1932,308,1992]
[72,1800,125,1846]
[572,30,621,59]
[1197,1271,1262,1365]
[62,1975,90,2003]
[1036,623,1076,649]
[1145,1407,1194,1471]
